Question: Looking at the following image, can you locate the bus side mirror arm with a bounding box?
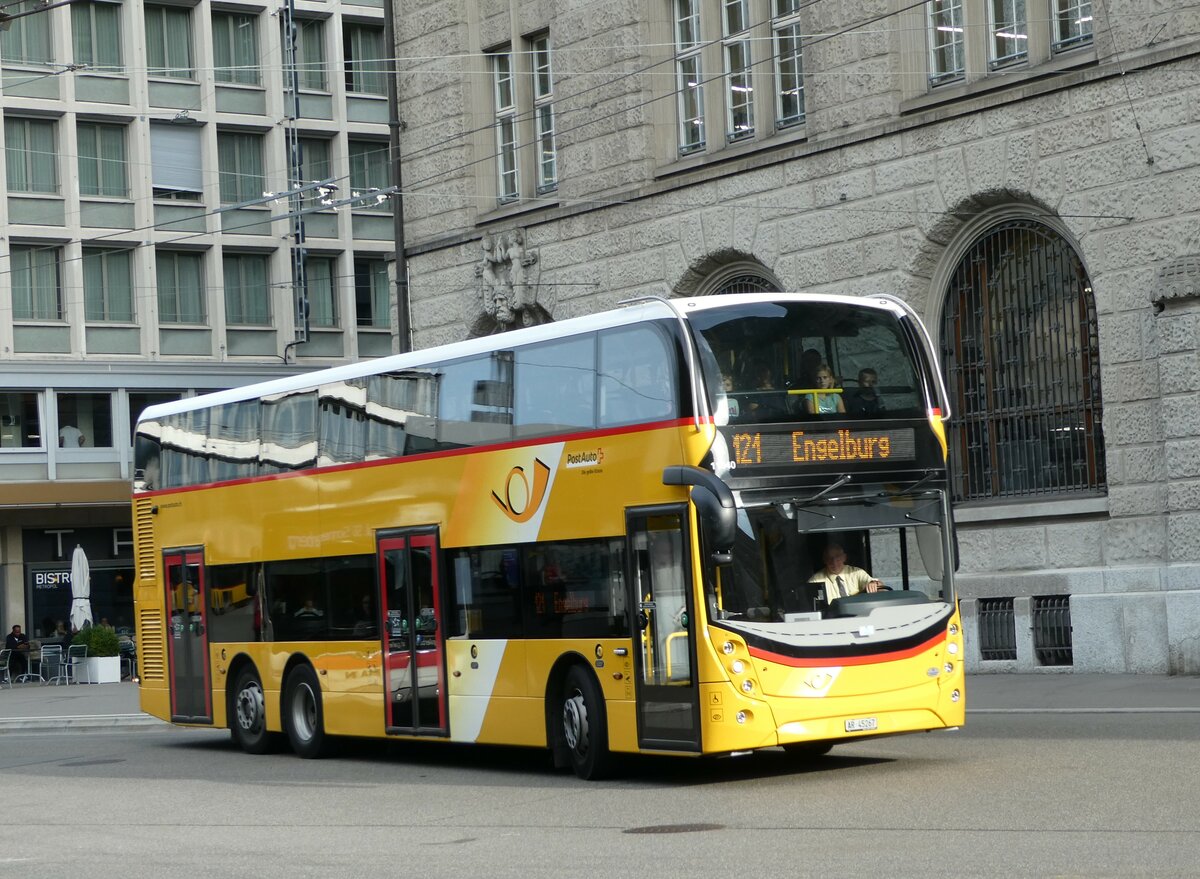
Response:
[662,466,737,556]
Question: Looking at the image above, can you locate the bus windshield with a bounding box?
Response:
[689,300,923,422]
[708,486,951,624]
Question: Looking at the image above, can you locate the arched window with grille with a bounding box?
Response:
[939,219,1106,502]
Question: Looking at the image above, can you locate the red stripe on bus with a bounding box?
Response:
[747,629,947,668]
[136,417,699,498]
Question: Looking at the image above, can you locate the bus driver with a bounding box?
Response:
[808,543,885,599]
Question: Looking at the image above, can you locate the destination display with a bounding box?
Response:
[723,427,917,468]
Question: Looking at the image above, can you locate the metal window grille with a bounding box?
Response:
[1032,595,1073,666]
[941,220,1106,502]
[977,597,1017,661]
[713,274,778,296]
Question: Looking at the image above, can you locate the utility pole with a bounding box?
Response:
[283,0,309,350]
[381,0,411,353]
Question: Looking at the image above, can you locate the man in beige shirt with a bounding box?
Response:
[808,543,884,599]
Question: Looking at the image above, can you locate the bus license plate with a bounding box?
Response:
[845,717,877,732]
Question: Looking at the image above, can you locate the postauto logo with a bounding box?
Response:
[491,457,551,524]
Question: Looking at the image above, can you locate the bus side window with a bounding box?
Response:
[598,325,676,427]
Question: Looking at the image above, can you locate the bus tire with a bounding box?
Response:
[282,664,331,759]
[560,665,611,780]
[230,666,281,754]
[783,741,834,759]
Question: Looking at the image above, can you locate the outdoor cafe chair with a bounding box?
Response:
[0,648,10,688]
[41,644,67,685]
[66,643,89,685]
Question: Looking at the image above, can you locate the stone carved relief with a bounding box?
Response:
[470,229,554,336]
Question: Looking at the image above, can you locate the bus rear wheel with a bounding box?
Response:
[230,667,281,754]
[560,665,611,780]
[282,664,331,759]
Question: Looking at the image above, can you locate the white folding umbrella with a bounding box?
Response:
[69,544,93,631]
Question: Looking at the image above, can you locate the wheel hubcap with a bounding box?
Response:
[293,682,316,740]
[563,690,588,754]
[236,682,264,733]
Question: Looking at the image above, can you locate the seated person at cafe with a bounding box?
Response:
[5,624,31,677]
[808,544,885,600]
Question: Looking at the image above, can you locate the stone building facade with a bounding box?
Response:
[393,0,1200,671]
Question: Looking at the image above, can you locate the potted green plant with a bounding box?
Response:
[72,625,122,683]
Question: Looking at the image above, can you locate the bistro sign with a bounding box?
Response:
[34,570,72,589]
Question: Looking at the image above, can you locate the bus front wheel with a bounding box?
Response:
[230,666,281,754]
[560,665,611,780]
[282,664,331,759]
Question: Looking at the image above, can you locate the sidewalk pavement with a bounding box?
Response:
[1,673,1198,734]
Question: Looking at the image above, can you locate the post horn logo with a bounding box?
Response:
[491,457,551,523]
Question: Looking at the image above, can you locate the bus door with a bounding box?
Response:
[377,530,448,735]
[627,508,701,752]
[163,548,212,723]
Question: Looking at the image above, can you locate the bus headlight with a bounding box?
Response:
[731,659,745,674]
[741,680,754,693]
[947,642,959,655]
[722,641,736,655]
[736,711,748,724]
[949,624,959,636]
[950,689,961,702]
[944,662,954,674]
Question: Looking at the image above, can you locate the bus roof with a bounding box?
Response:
[136,292,908,425]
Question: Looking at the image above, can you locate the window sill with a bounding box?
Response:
[345,91,387,100]
[8,192,64,200]
[148,75,199,85]
[902,44,1098,115]
[226,324,275,331]
[80,195,133,204]
[953,494,1109,524]
[85,321,138,328]
[158,323,210,330]
[655,122,808,181]
[214,81,265,91]
[477,194,560,226]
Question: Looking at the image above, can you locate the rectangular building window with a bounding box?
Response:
[299,137,331,205]
[11,245,62,321]
[722,0,754,141]
[491,49,519,202]
[989,0,1028,67]
[348,139,389,210]
[150,124,203,200]
[5,117,58,194]
[674,0,705,154]
[77,122,127,198]
[223,253,270,326]
[305,255,338,328]
[531,35,557,193]
[57,392,113,448]
[217,131,265,203]
[927,0,965,85]
[156,250,205,324]
[344,24,386,95]
[82,248,133,322]
[145,5,194,79]
[1,0,53,64]
[295,19,326,90]
[354,258,389,328]
[71,1,122,72]
[1053,0,1093,50]
[0,392,42,448]
[773,0,805,125]
[212,11,260,85]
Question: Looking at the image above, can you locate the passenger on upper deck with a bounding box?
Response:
[800,363,846,415]
[845,368,885,416]
[808,544,884,599]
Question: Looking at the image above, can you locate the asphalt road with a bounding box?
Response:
[0,711,1197,879]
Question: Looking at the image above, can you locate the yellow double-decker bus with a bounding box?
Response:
[132,293,963,778]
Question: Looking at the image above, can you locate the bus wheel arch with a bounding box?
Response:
[546,657,612,780]
[226,656,282,755]
[281,657,332,759]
